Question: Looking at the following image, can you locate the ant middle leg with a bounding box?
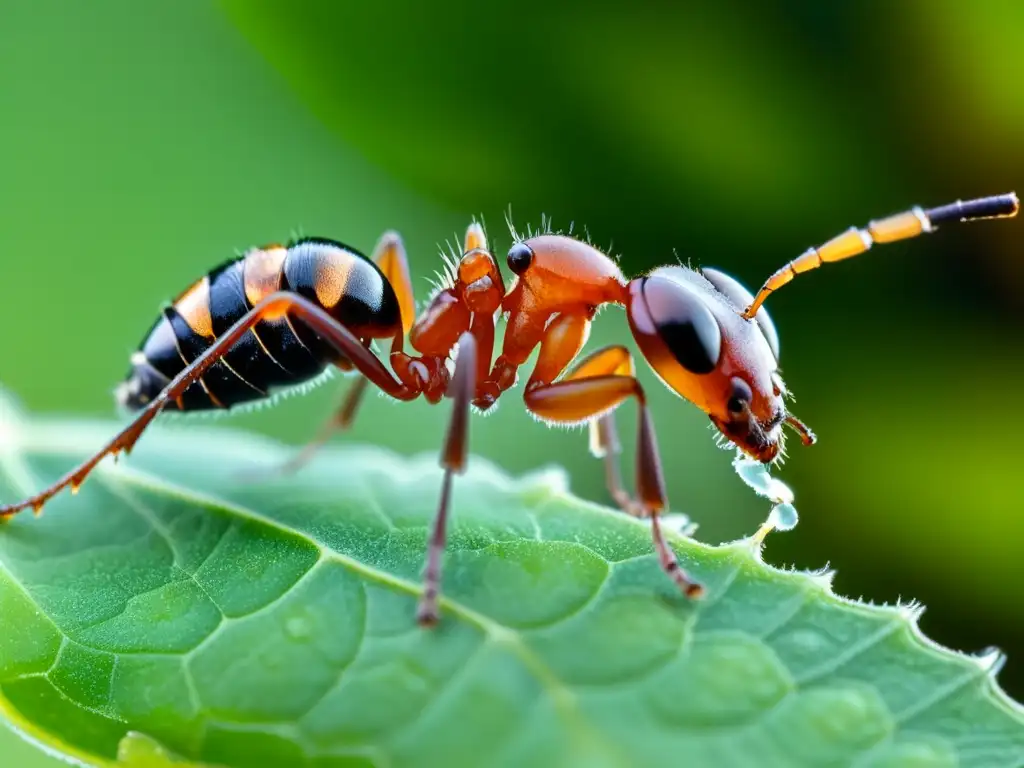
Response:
[416,332,477,627]
[562,345,646,517]
[0,293,417,519]
[522,316,702,597]
[255,373,371,479]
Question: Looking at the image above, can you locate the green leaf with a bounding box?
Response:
[116,731,220,767]
[0,391,1021,768]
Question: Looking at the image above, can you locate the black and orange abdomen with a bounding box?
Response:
[117,237,402,411]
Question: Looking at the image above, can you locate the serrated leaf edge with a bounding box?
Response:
[0,394,1021,767]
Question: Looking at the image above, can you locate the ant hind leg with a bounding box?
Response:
[0,292,416,519]
[249,373,371,480]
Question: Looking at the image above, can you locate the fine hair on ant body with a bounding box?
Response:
[1,192,1018,625]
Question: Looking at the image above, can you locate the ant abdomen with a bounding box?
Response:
[118,238,402,411]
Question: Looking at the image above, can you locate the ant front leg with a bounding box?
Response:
[402,221,503,407]
[416,332,477,627]
[0,293,417,519]
[522,315,703,598]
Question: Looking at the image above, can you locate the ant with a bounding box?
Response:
[1,193,1017,625]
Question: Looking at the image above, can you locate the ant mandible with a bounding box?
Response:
[1,193,1018,625]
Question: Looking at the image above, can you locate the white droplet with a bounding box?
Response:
[732,454,794,504]
[733,455,773,496]
[765,477,794,505]
[768,502,799,531]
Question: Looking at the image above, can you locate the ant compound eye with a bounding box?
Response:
[727,378,753,415]
[701,267,780,360]
[640,275,722,374]
[507,242,534,275]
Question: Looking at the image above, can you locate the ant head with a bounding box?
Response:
[627,265,810,464]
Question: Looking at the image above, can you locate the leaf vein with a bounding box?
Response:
[293,579,369,722]
[98,473,227,619]
[793,615,904,686]
[182,556,325,662]
[893,662,990,726]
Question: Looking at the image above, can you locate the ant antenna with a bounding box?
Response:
[743,192,1019,318]
[784,414,816,446]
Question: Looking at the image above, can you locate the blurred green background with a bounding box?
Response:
[2,1,1022,763]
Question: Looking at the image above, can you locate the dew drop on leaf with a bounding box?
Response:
[782,628,827,655]
[285,615,312,641]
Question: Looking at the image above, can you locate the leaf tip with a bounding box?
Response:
[896,598,927,624]
[971,646,1007,678]
[805,565,837,593]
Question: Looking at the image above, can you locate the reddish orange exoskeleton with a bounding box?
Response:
[1,193,1018,624]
